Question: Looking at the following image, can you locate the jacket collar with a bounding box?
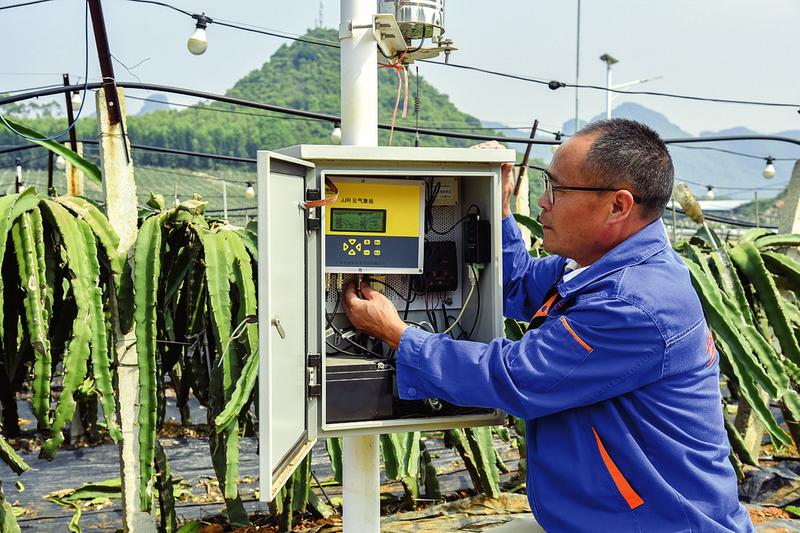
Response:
[557,218,669,297]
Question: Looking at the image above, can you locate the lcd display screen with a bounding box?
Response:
[330,208,387,233]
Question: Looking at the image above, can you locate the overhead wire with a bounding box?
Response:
[0,0,90,142]
[0,0,59,10]
[124,94,327,122]
[2,82,798,152]
[670,144,797,161]
[113,0,800,111]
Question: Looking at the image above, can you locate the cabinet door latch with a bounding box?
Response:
[307,353,322,398]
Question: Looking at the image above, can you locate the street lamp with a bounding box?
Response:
[245,181,256,199]
[763,156,776,179]
[704,185,715,200]
[598,53,662,119]
[599,53,618,120]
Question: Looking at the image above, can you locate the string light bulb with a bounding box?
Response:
[245,181,256,199]
[188,14,212,55]
[330,121,342,145]
[763,156,776,179]
[551,132,562,154]
[705,185,715,200]
[55,155,65,170]
[71,91,82,109]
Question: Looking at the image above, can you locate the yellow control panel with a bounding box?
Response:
[324,176,424,273]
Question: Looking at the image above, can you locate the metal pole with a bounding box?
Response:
[606,62,612,119]
[223,181,228,221]
[15,157,22,193]
[62,74,78,152]
[340,0,380,532]
[87,0,121,126]
[340,0,378,146]
[574,0,581,133]
[755,190,759,229]
[47,151,54,194]
[671,200,677,242]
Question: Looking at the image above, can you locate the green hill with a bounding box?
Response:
[1,28,503,216]
[120,28,488,167]
[2,29,491,166]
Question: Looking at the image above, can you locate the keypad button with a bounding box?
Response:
[347,249,357,256]
[342,243,349,251]
[374,250,381,256]
[348,238,356,245]
[356,243,362,252]
[364,250,371,256]
[364,239,371,245]
[374,239,381,246]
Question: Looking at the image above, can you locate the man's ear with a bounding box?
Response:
[608,190,636,223]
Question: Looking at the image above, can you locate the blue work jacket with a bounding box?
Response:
[397,216,753,532]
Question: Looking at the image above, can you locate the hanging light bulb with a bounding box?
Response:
[245,181,256,199]
[71,91,82,109]
[705,185,715,200]
[55,155,65,170]
[551,132,562,154]
[330,121,342,145]
[187,14,212,55]
[763,156,776,179]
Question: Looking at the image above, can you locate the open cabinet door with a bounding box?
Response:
[257,151,320,502]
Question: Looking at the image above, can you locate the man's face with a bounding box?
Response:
[537,135,616,266]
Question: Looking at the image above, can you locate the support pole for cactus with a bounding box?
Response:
[97,85,156,533]
[777,160,800,448]
[89,0,155,529]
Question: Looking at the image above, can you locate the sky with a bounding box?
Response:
[1,0,798,138]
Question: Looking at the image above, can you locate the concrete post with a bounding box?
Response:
[779,161,800,234]
[777,160,800,447]
[96,88,156,532]
[64,141,85,196]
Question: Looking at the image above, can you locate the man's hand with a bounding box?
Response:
[470,140,515,218]
[342,280,408,350]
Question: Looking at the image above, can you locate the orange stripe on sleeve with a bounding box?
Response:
[560,316,593,352]
[592,427,645,510]
[533,292,559,320]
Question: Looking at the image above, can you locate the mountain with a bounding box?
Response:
[135,93,170,115]
[117,28,490,169]
[565,103,797,199]
[0,28,494,172]
[489,103,798,200]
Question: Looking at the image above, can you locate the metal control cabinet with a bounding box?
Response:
[257,145,514,501]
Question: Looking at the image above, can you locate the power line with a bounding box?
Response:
[119,0,799,111]
[0,0,59,11]
[138,164,253,184]
[670,144,797,161]
[125,94,327,122]
[1,83,67,95]
[2,82,799,152]
[676,176,788,191]
[125,0,340,49]
[0,0,91,142]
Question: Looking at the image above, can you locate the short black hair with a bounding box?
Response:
[575,118,674,218]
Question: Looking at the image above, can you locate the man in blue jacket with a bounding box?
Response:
[342,119,753,532]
